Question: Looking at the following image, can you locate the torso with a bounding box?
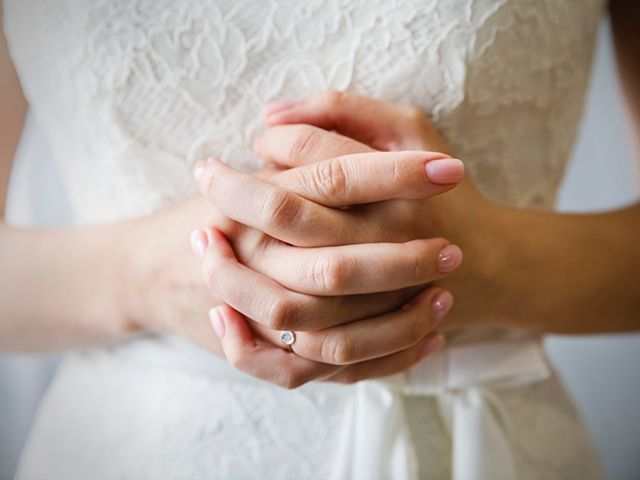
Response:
[5,1,606,478]
[6,0,605,222]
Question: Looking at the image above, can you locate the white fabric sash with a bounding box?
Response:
[330,337,550,480]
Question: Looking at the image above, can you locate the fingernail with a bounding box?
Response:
[263,100,298,117]
[425,158,464,185]
[209,308,226,340]
[432,291,454,323]
[193,161,207,181]
[190,229,209,260]
[438,244,463,273]
[419,334,445,359]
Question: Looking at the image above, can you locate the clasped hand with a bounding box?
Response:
[191,92,467,387]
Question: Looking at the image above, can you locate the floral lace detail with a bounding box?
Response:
[5,0,606,221]
[4,0,606,478]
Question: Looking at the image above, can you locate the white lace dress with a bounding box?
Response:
[4,0,607,478]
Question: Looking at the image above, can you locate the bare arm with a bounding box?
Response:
[472,201,640,333]
[490,0,640,333]
[0,3,25,216]
[259,88,640,335]
[0,11,460,365]
[452,4,640,333]
[0,9,141,351]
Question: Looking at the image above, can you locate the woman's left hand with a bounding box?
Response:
[190,144,464,386]
[260,92,505,330]
[191,92,505,387]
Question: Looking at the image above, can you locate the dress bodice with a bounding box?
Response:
[6,2,608,479]
[4,0,605,224]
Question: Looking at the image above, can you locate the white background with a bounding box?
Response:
[1,18,639,480]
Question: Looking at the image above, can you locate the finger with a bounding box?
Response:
[255,123,373,166]
[210,304,340,389]
[253,238,462,295]
[199,227,423,331]
[195,148,462,246]
[290,289,453,365]
[268,149,464,207]
[326,333,446,384]
[194,157,354,246]
[263,91,409,142]
[262,91,420,150]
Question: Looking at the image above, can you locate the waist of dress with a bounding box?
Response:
[72,328,550,396]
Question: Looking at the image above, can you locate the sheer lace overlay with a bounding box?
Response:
[4,0,606,478]
[6,0,605,220]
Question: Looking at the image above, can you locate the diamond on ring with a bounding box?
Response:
[280,330,296,348]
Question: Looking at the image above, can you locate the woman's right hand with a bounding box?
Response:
[121,196,227,353]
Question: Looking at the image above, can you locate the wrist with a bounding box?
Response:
[456,202,553,331]
[438,194,519,330]
[115,217,153,333]
[117,198,227,336]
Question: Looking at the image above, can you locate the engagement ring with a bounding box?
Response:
[280,330,296,352]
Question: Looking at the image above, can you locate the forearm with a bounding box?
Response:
[0,221,139,352]
[490,3,637,333]
[461,202,640,334]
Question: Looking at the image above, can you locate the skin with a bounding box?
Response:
[0,3,461,386]
[190,148,465,384]
[196,1,640,383]
[248,91,640,335]
[1,2,639,388]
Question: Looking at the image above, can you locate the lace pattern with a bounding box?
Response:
[5,0,606,222]
[4,0,607,478]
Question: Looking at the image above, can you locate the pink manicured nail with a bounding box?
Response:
[209,308,226,340]
[190,229,209,260]
[438,244,463,273]
[263,100,298,117]
[193,161,207,181]
[419,334,445,359]
[425,158,465,185]
[432,291,454,323]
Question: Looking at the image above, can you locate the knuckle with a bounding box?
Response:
[311,157,348,200]
[334,370,359,385]
[389,157,403,188]
[290,125,322,160]
[265,296,297,330]
[277,371,306,390]
[310,254,349,292]
[202,169,218,197]
[227,351,248,371]
[404,105,426,124]
[409,243,432,282]
[321,334,354,365]
[373,203,422,243]
[260,189,300,229]
[321,90,345,109]
[202,256,224,291]
[408,239,444,282]
[390,202,421,229]
[408,309,434,340]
